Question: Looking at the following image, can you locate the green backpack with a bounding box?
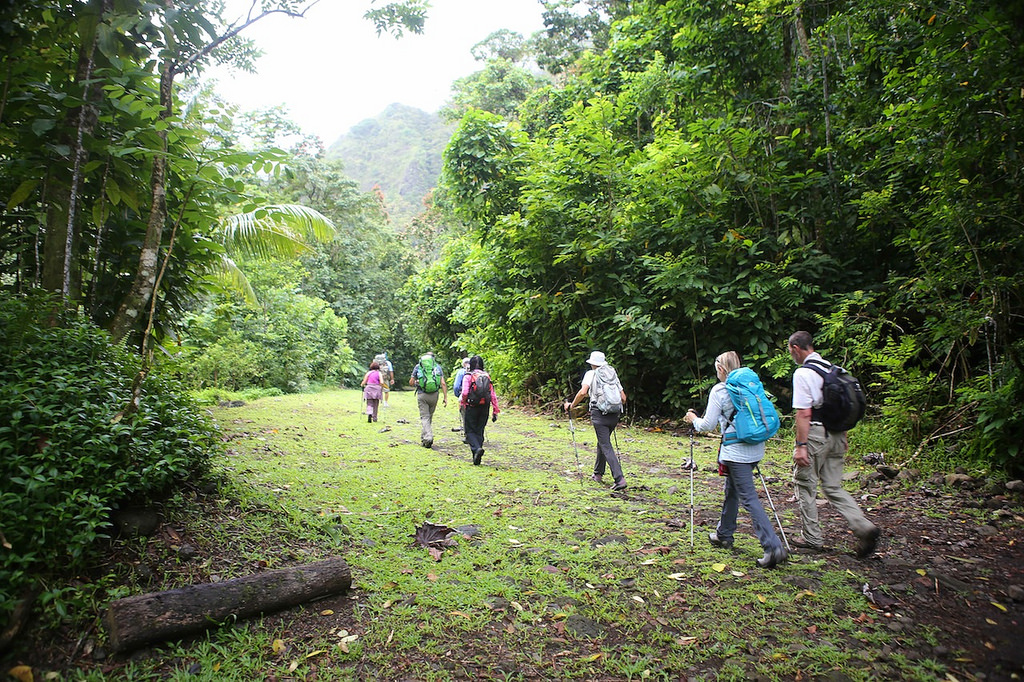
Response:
[417,356,442,393]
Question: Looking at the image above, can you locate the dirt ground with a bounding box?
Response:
[5,440,1024,681]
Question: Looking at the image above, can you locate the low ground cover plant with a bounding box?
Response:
[0,295,220,623]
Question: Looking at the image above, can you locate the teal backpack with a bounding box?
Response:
[722,367,780,445]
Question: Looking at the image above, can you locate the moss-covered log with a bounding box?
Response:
[104,557,351,652]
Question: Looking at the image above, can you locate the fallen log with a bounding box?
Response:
[104,557,351,652]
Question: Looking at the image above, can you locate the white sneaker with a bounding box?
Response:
[382,401,389,407]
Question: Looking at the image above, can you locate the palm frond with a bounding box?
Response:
[220,204,337,260]
[207,255,259,305]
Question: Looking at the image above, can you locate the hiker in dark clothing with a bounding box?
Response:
[459,355,499,465]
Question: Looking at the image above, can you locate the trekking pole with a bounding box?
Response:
[688,428,696,549]
[755,464,791,552]
[567,412,584,485]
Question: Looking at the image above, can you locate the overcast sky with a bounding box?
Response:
[204,0,547,145]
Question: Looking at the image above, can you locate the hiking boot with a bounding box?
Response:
[611,478,627,491]
[422,439,433,449]
[708,532,734,550]
[855,526,881,558]
[367,415,372,423]
[473,449,483,465]
[790,535,824,552]
[756,546,788,569]
[591,474,603,483]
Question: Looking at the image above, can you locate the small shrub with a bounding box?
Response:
[0,293,221,620]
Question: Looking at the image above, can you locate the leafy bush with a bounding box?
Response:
[959,352,1024,477]
[176,288,354,393]
[191,386,284,406]
[0,294,221,619]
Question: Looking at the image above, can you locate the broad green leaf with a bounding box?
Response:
[7,180,39,209]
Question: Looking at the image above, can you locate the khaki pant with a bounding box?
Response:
[416,390,439,443]
[792,424,875,545]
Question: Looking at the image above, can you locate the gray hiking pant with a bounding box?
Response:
[590,409,624,482]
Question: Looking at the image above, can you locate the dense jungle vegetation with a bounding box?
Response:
[0,0,1022,639]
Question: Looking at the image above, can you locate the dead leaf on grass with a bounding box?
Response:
[712,563,726,572]
[7,666,33,682]
[636,546,672,555]
[412,522,457,550]
[271,638,287,654]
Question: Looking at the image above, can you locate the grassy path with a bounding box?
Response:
[118,389,945,680]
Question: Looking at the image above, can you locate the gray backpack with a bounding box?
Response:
[592,365,623,414]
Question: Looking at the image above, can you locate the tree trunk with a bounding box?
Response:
[40,3,105,301]
[106,61,173,344]
[103,557,352,653]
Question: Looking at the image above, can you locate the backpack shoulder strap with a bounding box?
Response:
[802,358,830,377]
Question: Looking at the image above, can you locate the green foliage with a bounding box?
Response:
[958,348,1024,476]
[439,109,527,232]
[0,293,220,618]
[441,58,549,123]
[177,286,354,393]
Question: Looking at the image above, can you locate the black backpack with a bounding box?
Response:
[804,359,866,433]
[466,372,491,407]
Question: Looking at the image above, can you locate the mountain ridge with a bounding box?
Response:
[325,103,453,225]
